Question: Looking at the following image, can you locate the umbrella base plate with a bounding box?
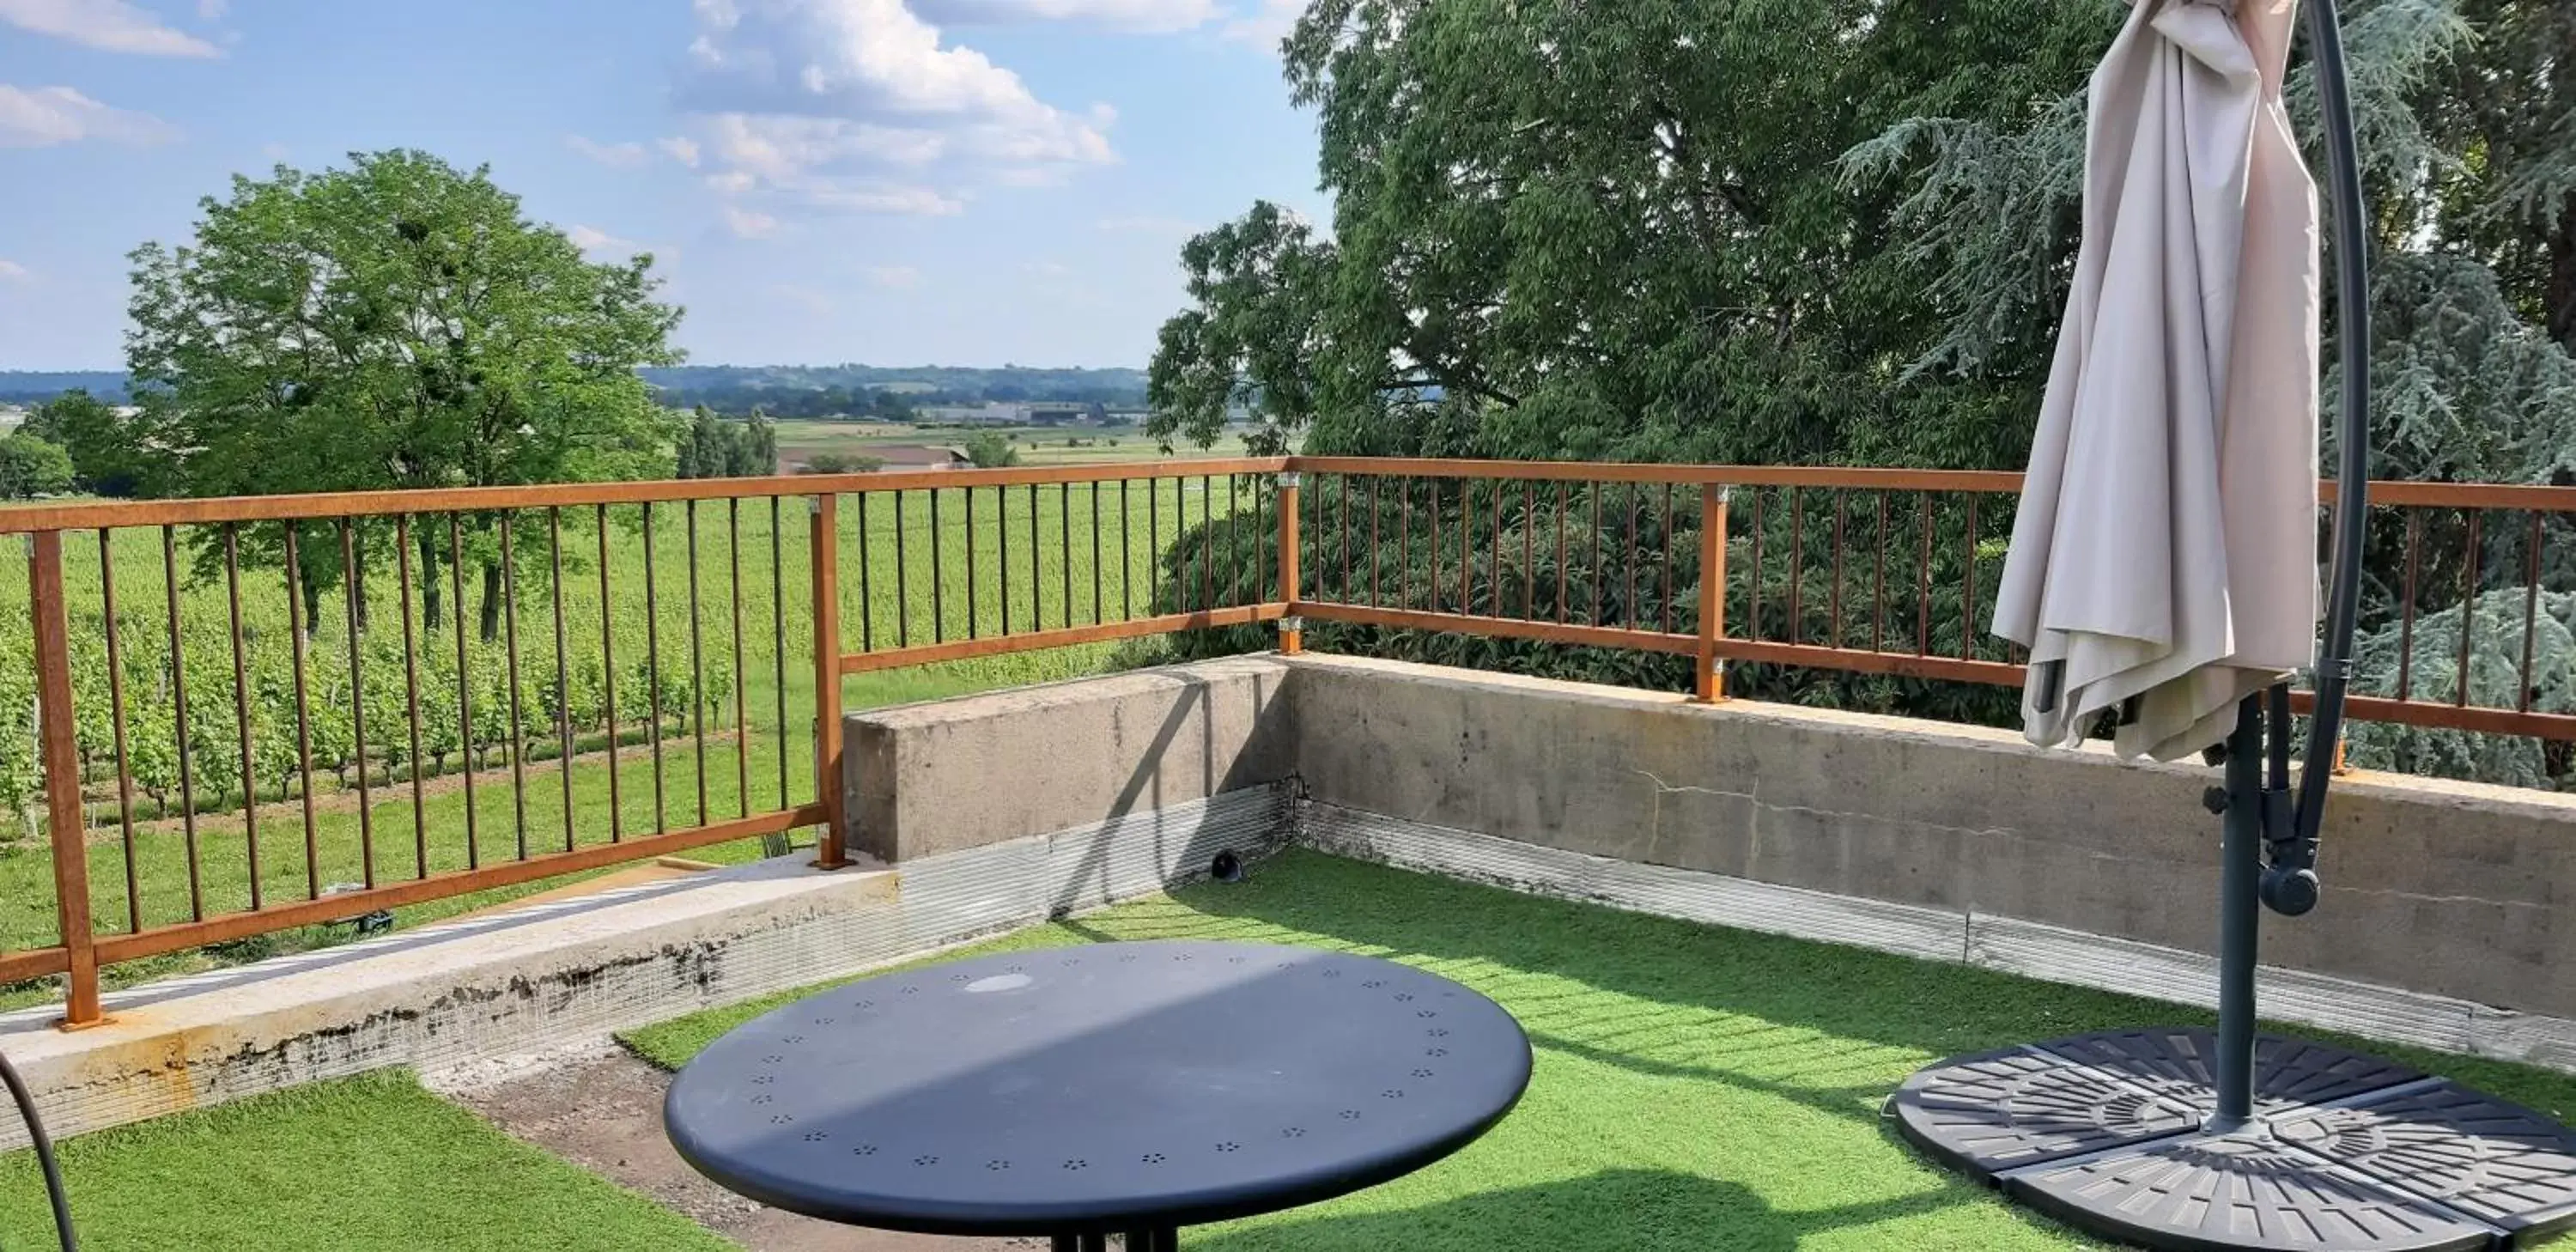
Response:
[1891,1027,2576,1250]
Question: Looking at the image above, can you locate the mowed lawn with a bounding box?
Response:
[0,475,1267,1000]
[627,850,2576,1252]
[0,1071,731,1252]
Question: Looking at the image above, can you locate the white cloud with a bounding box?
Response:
[658,136,702,167]
[868,265,922,289]
[1220,0,1299,49]
[566,134,651,167]
[678,0,1115,216]
[0,0,221,56]
[197,0,225,18]
[721,204,780,238]
[911,0,1214,33]
[1022,259,1071,278]
[0,259,28,283]
[0,84,179,148]
[567,224,653,260]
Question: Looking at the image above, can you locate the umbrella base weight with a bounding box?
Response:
[1890,1027,2576,1250]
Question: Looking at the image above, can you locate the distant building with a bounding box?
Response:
[916,402,1027,426]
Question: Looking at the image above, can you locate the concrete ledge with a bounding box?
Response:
[0,786,1290,1148]
[1283,653,2576,1022]
[847,655,1296,862]
[1305,803,2576,1074]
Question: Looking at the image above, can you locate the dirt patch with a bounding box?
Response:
[447,1046,1042,1252]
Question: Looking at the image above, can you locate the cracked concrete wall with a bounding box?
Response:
[1282,654,2576,1021]
[845,656,1297,863]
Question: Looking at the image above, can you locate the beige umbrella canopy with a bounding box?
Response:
[1993,0,2322,763]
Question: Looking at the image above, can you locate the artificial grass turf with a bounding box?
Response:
[624,848,2576,1252]
[0,1070,733,1252]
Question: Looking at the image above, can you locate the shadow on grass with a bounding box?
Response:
[1191,1168,1975,1252]
[1106,850,2576,1123]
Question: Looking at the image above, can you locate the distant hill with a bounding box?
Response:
[0,371,129,404]
[0,365,1149,411]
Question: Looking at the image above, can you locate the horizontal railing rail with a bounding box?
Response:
[7,454,2569,1026]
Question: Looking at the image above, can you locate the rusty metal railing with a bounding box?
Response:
[4,454,2567,1026]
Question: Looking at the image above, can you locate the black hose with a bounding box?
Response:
[0,1045,76,1252]
[2289,0,2372,858]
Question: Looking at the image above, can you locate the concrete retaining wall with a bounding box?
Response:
[844,655,1297,863]
[1285,654,2576,1024]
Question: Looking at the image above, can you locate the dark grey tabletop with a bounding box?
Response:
[664,939,1532,1237]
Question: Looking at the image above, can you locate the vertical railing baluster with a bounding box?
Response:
[856,491,874,655]
[1551,483,1567,624]
[393,517,426,878]
[1461,479,1474,617]
[727,501,750,821]
[770,497,788,808]
[498,515,526,859]
[550,508,575,851]
[686,501,708,828]
[1662,483,1675,635]
[1589,483,1603,628]
[1063,483,1075,624]
[1429,481,1443,613]
[1625,483,1640,632]
[811,493,848,868]
[1150,476,1161,611]
[1916,495,1933,656]
[1830,491,1845,648]
[2519,512,2543,713]
[1747,491,1765,644]
[1032,483,1045,628]
[97,532,139,933]
[1401,479,1415,612]
[1121,478,1133,620]
[894,490,911,648]
[1372,478,1385,610]
[643,501,665,834]
[1278,470,1302,653]
[343,519,378,885]
[289,524,324,895]
[933,489,947,641]
[1340,474,1352,604]
[226,526,264,902]
[30,531,103,1026]
[1962,495,1981,661]
[1202,476,1215,613]
[163,526,203,917]
[1787,489,1803,644]
[598,505,623,843]
[2458,510,2482,707]
[1696,486,1728,702]
[1091,482,1103,625]
[452,514,477,866]
[1874,493,1889,653]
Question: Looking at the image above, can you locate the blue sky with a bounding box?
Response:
[0,0,1327,369]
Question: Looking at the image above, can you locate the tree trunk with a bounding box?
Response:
[301,579,325,639]
[419,533,444,631]
[478,560,503,642]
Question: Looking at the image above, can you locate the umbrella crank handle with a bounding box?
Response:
[2259,683,2320,916]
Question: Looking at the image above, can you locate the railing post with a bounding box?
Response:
[30,532,104,1028]
[809,495,850,870]
[1278,471,1303,655]
[1694,485,1728,703]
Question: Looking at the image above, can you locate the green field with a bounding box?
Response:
[0,475,1268,997]
[770,417,1258,469]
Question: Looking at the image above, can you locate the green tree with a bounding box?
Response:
[0,432,74,500]
[963,432,1021,468]
[801,451,885,475]
[21,389,161,496]
[125,149,685,637]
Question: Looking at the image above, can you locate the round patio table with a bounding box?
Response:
[665,939,1532,1250]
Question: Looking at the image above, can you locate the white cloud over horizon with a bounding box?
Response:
[566,134,652,167]
[677,0,1117,222]
[0,258,29,283]
[721,204,780,237]
[0,0,222,56]
[0,84,180,148]
[911,0,1215,33]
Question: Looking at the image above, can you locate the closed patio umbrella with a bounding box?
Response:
[1992,0,2319,763]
